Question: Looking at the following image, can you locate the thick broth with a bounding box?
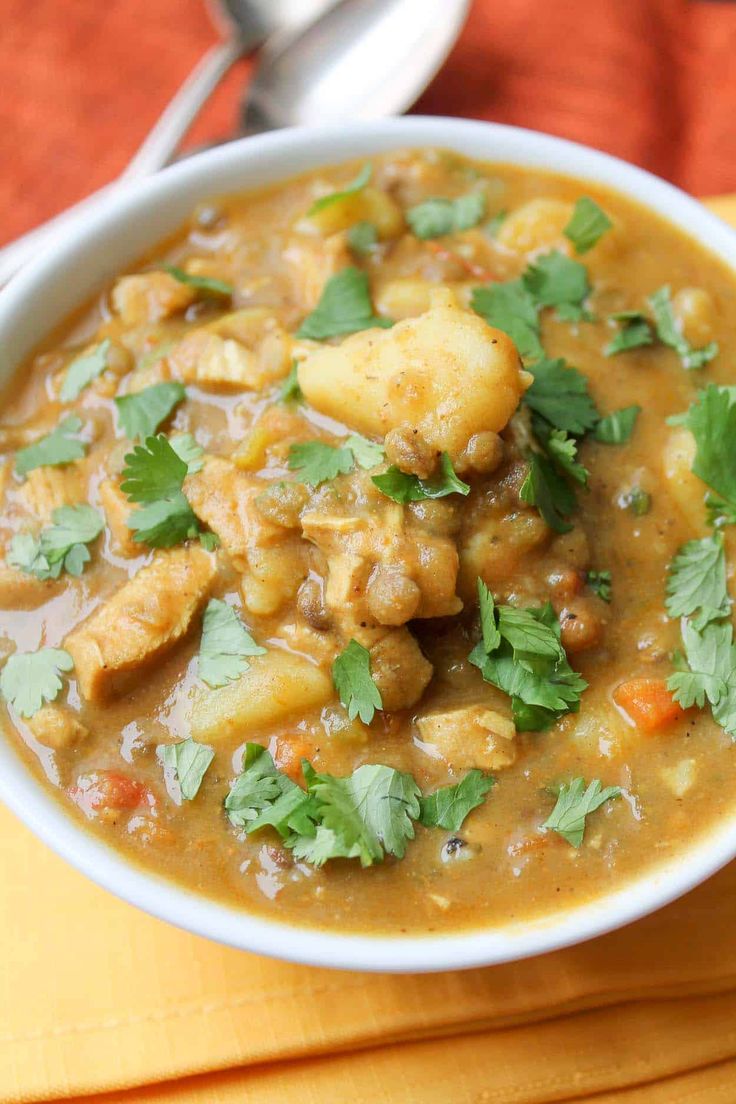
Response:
[2,149,735,935]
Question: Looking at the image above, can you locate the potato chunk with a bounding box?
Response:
[298,289,529,464]
[65,545,215,701]
[190,650,332,742]
[496,199,574,256]
[416,706,516,771]
[662,427,706,526]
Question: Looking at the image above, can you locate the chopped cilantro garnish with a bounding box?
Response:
[469,580,587,730]
[120,435,207,549]
[532,420,589,485]
[14,415,87,477]
[163,264,233,298]
[278,361,303,404]
[586,570,612,603]
[418,770,495,832]
[288,440,355,487]
[471,280,543,361]
[114,381,186,440]
[666,534,730,630]
[670,385,736,520]
[332,639,383,724]
[485,209,507,237]
[197,599,266,689]
[520,450,576,533]
[522,250,591,321]
[605,311,654,356]
[345,433,385,470]
[593,405,641,444]
[60,339,111,402]
[668,619,736,736]
[563,197,613,254]
[0,647,74,719]
[308,163,372,215]
[372,452,470,503]
[169,432,203,474]
[543,777,620,847]
[159,737,214,800]
[297,267,391,340]
[406,192,486,239]
[225,743,316,837]
[347,220,379,257]
[649,286,718,370]
[522,358,599,435]
[8,504,104,581]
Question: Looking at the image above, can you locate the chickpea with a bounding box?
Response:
[369,629,433,712]
[558,596,605,654]
[384,425,436,478]
[254,481,309,528]
[407,498,460,537]
[366,565,421,626]
[456,431,504,475]
[296,576,331,630]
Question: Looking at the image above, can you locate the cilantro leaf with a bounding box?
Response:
[14,415,86,476]
[406,192,486,239]
[532,419,589,485]
[9,504,104,581]
[666,534,730,631]
[522,250,591,321]
[121,435,188,502]
[332,639,383,724]
[563,197,613,254]
[471,280,543,360]
[586,570,612,603]
[60,339,111,402]
[127,494,199,548]
[114,382,186,440]
[347,220,379,257]
[522,358,599,435]
[297,267,391,340]
[593,405,641,444]
[419,770,495,832]
[649,286,718,370]
[478,578,501,653]
[543,777,621,846]
[198,598,266,689]
[288,440,355,487]
[667,619,734,716]
[469,584,587,730]
[605,311,654,356]
[345,434,385,470]
[303,762,421,865]
[372,452,470,503]
[308,163,372,215]
[0,647,74,718]
[520,451,576,533]
[163,264,233,297]
[169,432,203,474]
[278,361,303,404]
[673,385,736,515]
[159,737,214,800]
[225,744,314,834]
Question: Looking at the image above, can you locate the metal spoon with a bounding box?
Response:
[0,0,469,286]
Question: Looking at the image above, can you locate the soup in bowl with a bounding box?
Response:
[1,119,736,971]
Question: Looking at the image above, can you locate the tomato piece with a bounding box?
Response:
[613,678,686,733]
[71,771,150,818]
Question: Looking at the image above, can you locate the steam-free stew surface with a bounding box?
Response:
[2,149,736,934]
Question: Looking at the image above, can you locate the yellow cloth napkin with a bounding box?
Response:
[3,195,736,1104]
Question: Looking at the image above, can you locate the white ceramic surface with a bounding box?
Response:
[2,118,736,973]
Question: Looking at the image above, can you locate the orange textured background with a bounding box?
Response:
[2,0,736,246]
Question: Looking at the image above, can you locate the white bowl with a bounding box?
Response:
[2,117,736,973]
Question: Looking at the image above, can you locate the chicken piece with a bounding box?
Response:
[416,706,516,771]
[17,463,85,523]
[65,545,216,701]
[369,628,432,712]
[301,487,461,642]
[298,289,529,465]
[111,272,195,325]
[27,704,89,750]
[184,457,306,616]
[98,477,139,557]
[168,332,260,391]
[0,562,60,609]
[284,233,352,311]
[190,650,332,743]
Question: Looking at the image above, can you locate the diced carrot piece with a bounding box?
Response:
[613,678,686,733]
[274,737,313,783]
[71,770,150,818]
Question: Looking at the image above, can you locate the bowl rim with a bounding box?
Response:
[2,116,736,973]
